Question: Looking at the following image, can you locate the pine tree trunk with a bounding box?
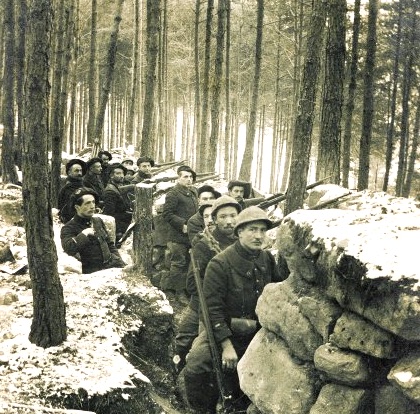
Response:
[357,0,378,191]
[1,0,19,184]
[87,0,97,145]
[24,0,67,348]
[223,0,231,179]
[93,0,125,156]
[208,0,226,171]
[382,0,402,192]
[316,0,346,184]
[342,0,361,189]
[140,0,160,156]
[238,0,264,181]
[284,0,328,215]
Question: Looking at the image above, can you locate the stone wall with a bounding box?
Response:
[238,189,420,414]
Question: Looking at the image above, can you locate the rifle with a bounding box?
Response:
[257,175,333,210]
[309,191,352,210]
[190,251,232,411]
[151,159,187,175]
[143,175,179,184]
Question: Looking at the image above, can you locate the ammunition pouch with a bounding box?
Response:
[230,318,258,336]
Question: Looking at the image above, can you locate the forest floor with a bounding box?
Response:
[0,192,192,414]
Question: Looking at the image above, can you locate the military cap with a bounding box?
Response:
[108,163,127,176]
[65,158,87,175]
[227,180,252,199]
[211,195,241,218]
[197,185,222,199]
[137,156,155,167]
[70,187,100,208]
[233,206,272,236]
[86,157,103,170]
[98,150,112,161]
[177,165,197,182]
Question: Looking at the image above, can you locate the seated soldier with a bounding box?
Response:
[60,187,126,274]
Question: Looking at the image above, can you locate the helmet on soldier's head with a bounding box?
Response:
[233,206,272,236]
[198,199,215,216]
[211,195,241,219]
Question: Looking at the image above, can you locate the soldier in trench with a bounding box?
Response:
[183,206,287,413]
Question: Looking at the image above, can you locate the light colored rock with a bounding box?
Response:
[388,352,420,404]
[314,343,370,386]
[309,383,373,414]
[278,202,420,340]
[257,282,323,361]
[375,384,420,414]
[330,312,395,359]
[298,293,342,341]
[239,329,318,414]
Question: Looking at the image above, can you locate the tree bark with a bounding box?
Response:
[316,0,346,184]
[284,0,328,215]
[140,0,160,156]
[342,0,361,189]
[208,0,227,171]
[92,0,125,156]
[238,0,264,181]
[87,0,97,144]
[357,0,378,191]
[382,0,402,192]
[1,0,19,184]
[24,0,66,348]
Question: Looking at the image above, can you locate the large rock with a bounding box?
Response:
[314,343,371,386]
[238,329,318,414]
[276,195,420,340]
[330,312,395,359]
[309,383,373,414]
[388,351,420,404]
[374,384,420,414]
[257,282,323,361]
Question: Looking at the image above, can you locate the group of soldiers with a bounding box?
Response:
[58,152,289,414]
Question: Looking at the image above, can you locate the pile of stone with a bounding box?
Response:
[238,188,420,414]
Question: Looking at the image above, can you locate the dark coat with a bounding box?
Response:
[83,172,105,202]
[58,177,84,222]
[162,183,198,245]
[102,183,133,236]
[131,170,152,184]
[187,211,205,244]
[61,215,125,273]
[187,227,237,311]
[203,241,282,343]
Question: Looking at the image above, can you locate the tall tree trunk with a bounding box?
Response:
[15,0,27,171]
[284,0,328,215]
[342,0,361,188]
[395,0,417,197]
[238,0,264,181]
[126,0,140,146]
[140,0,160,156]
[208,0,226,171]
[316,0,346,184]
[92,0,125,156]
[193,0,202,168]
[87,0,97,144]
[1,0,19,184]
[382,0,402,192]
[223,0,231,179]
[402,91,420,197]
[24,0,67,348]
[357,0,378,191]
[199,0,214,171]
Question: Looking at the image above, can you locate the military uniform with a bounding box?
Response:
[61,215,125,274]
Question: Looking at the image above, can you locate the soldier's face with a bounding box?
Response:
[237,221,267,251]
[202,206,214,229]
[90,162,102,175]
[214,206,238,235]
[199,191,216,206]
[138,162,152,174]
[75,195,96,218]
[229,186,244,201]
[111,168,125,184]
[178,171,194,188]
[68,164,84,179]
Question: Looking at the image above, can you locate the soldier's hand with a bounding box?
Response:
[221,339,238,371]
[82,228,95,237]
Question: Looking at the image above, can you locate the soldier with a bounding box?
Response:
[102,163,133,242]
[183,206,286,413]
[174,195,241,374]
[160,165,198,303]
[227,180,265,210]
[83,157,105,207]
[60,187,126,274]
[98,150,113,186]
[132,156,155,184]
[58,159,87,223]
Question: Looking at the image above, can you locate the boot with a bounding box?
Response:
[184,370,219,414]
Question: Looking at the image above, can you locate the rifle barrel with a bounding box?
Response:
[190,252,231,408]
